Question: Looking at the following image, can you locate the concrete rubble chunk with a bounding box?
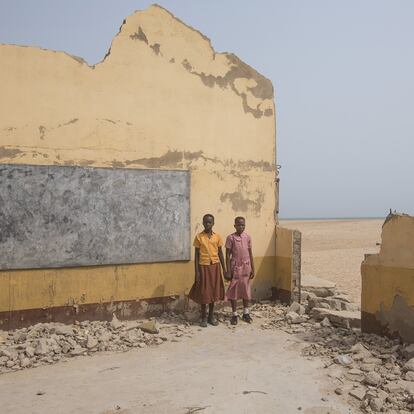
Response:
[138,320,159,334]
[34,339,49,355]
[54,324,74,336]
[288,302,306,315]
[301,275,336,298]
[311,307,360,329]
[364,371,382,386]
[349,387,366,401]
[86,335,98,349]
[320,317,331,327]
[403,344,414,360]
[404,371,414,381]
[351,343,368,353]
[369,397,384,411]
[334,354,353,366]
[70,347,87,356]
[404,358,414,372]
[110,314,124,330]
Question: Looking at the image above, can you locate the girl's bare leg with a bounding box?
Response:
[200,304,207,327]
[208,302,218,326]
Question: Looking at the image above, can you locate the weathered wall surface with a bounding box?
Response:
[0,5,277,327]
[274,226,301,304]
[361,214,414,343]
[0,164,190,269]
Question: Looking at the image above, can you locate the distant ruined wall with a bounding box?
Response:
[0,5,277,328]
[361,214,414,343]
[274,227,301,304]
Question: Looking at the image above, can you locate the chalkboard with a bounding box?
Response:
[0,164,190,269]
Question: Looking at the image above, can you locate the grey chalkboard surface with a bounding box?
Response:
[0,164,190,269]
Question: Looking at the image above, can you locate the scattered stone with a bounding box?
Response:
[70,347,87,356]
[334,354,353,366]
[404,358,414,372]
[86,335,98,349]
[369,397,384,411]
[349,387,366,401]
[110,314,124,330]
[138,321,159,334]
[334,387,343,395]
[404,371,414,382]
[286,312,307,324]
[364,371,382,386]
[54,324,74,336]
[34,339,49,356]
[403,344,414,359]
[301,275,336,297]
[320,317,331,328]
[311,308,360,329]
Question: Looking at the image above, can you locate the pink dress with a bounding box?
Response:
[225,232,252,301]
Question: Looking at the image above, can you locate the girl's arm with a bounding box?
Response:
[248,247,255,279]
[194,248,201,285]
[225,248,232,280]
[218,246,226,276]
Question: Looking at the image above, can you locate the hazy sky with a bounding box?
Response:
[1,1,413,218]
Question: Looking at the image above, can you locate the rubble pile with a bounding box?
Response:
[253,284,414,413]
[0,313,193,374]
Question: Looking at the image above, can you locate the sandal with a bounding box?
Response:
[242,314,252,323]
[230,315,238,325]
[208,317,219,326]
[199,320,208,328]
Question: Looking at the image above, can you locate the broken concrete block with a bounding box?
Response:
[34,339,49,355]
[138,320,159,334]
[86,335,98,349]
[334,354,353,366]
[70,347,87,356]
[301,275,336,297]
[110,314,124,330]
[364,371,382,386]
[403,344,414,359]
[349,387,366,401]
[320,317,331,327]
[54,324,74,336]
[311,308,361,329]
[404,358,414,372]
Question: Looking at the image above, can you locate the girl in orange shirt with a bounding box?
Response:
[189,214,226,327]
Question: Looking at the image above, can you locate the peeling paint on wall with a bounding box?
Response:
[377,295,414,343]
[0,4,278,326]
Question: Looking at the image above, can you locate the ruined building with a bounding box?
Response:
[361,213,414,343]
[0,5,298,329]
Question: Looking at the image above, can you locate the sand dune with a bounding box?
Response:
[279,219,383,303]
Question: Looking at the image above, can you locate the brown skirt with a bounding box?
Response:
[188,263,225,305]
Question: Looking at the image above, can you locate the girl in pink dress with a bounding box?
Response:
[225,216,255,325]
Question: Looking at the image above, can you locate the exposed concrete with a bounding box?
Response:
[377,295,414,343]
[0,164,190,269]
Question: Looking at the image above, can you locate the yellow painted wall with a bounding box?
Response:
[0,5,277,317]
[361,214,414,342]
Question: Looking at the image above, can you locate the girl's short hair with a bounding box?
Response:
[234,216,245,223]
[203,213,214,221]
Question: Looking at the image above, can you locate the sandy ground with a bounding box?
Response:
[0,322,352,414]
[280,219,383,304]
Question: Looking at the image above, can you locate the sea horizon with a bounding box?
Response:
[279,216,384,221]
